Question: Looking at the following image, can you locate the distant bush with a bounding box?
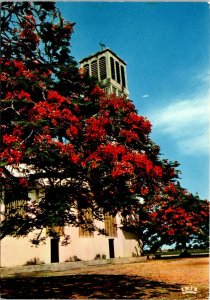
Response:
[145,248,209,256]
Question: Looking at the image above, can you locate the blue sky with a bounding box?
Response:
[57,2,209,200]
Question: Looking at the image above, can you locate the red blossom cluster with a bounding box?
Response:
[2,134,20,145]
[1,59,47,86]
[119,129,139,143]
[164,183,177,194]
[141,186,150,196]
[5,90,32,102]
[112,161,135,177]
[91,86,105,98]
[33,134,80,164]
[32,101,79,134]
[100,94,135,113]
[47,90,70,104]
[85,116,111,142]
[84,142,163,189]
[0,57,81,168]
[1,148,23,164]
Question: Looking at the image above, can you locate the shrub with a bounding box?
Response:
[24,257,45,266]
[65,255,82,262]
[94,254,106,260]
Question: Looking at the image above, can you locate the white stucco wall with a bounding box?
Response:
[1,219,141,267]
[1,189,142,267]
[1,232,51,267]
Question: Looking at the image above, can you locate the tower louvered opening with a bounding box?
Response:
[99,56,107,80]
[121,65,126,88]
[91,60,98,79]
[116,61,121,84]
[110,57,115,80]
[83,64,90,76]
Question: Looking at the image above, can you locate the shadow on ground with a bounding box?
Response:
[1,274,204,299]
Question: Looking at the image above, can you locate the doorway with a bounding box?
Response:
[109,239,115,258]
[51,238,59,263]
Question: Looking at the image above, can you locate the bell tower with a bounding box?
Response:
[80,48,129,97]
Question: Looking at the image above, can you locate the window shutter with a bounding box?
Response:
[104,213,117,237]
[79,208,94,238]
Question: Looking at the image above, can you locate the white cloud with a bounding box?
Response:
[142,94,150,98]
[148,95,209,155]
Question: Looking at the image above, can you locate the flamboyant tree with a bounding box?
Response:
[0,1,98,241]
[122,182,209,252]
[0,2,208,247]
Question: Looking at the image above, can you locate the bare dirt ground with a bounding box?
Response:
[1,257,209,299]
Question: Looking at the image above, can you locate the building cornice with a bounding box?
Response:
[79,48,127,65]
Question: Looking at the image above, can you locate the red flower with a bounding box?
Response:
[168,228,175,236]
[153,165,163,177]
[19,178,29,188]
[111,161,134,177]
[47,90,68,104]
[3,134,19,145]
[119,129,139,143]
[85,116,110,142]
[91,86,104,97]
[141,186,149,196]
[164,183,177,194]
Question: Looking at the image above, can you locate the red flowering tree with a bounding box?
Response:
[0,2,97,241]
[1,2,208,248]
[122,183,209,253]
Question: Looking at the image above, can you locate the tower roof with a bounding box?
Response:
[79,48,126,65]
